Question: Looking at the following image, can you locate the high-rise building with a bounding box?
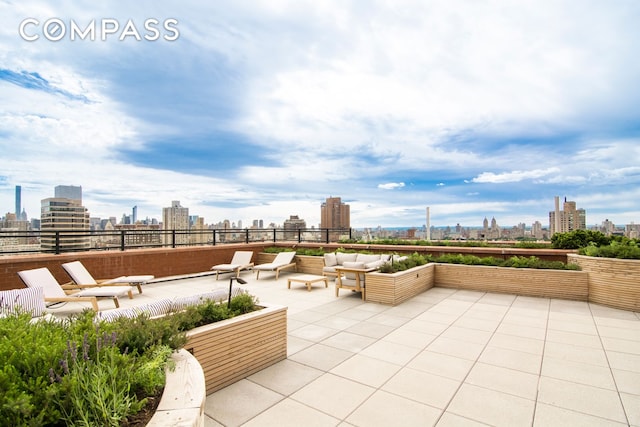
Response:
[320,197,350,229]
[532,221,543,240]
[321,197,350,241]
[132,206,138,224]
[40,196,90,252]
[15,185,21,217]
[54,185,82,201]
[549,196,586,235]
[162,201,189,246]
[283,215,306,240]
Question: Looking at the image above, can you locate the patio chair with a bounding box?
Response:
[254,251,297,280]
[335,262,374,301]
[18,267,133,311]
[61,261,154,294]
[210,251,254,280]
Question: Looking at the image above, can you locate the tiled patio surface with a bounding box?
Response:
[48,270,640,426]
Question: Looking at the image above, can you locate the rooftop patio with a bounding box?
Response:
[45,268,640,427]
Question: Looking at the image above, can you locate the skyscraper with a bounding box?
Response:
[15,185,21,217]
[40,195,90,252]
[54,185,82,201]
[162,201,189,246]
[549,196,586,235]
[320,197,350,229]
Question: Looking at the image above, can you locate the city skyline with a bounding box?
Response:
[2,184,634,234]
[1,1,639,228]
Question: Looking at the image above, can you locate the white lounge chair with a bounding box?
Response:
[254,251,297,280]
[210,251,254,280]
[61,260,154,294]
[18,267,133,311]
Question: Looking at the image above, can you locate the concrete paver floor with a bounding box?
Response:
[46,270,640,426]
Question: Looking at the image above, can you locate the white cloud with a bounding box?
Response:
[472,168,560,184]
[378,182,405,190]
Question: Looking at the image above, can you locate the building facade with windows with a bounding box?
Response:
[549,196,587,235]
[162,200,189,246]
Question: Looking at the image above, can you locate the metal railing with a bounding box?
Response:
[0,228,354,255]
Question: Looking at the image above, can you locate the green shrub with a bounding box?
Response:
[551,230,610,249]
[378,253,427,273]
[580,240,640,259]
[0,293,260,426]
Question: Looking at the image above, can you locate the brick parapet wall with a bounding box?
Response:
[1,243,271,291]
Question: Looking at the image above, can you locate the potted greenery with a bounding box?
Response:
[0,292,287,426]
[556,231,640,311]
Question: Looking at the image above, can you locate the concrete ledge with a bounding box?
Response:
[147,349,206,427]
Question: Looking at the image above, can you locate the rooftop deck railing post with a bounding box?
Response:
[325,229,329,244]
[172,230,176,248]
[273,229,276,243]
[298,229,302,243]
[212,229,216,246]
[245,228,249,244]
[120,230,126,251]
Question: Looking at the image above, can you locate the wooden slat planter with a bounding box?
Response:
[568,254,640,312]
[185,303,287,394]
[434,263,588,301]
[294,255,325,275]
[366,264,435,305]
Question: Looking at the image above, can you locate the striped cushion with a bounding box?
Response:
[134,298,173,318]
[172,287,244,311]
[0,287,46,317]
[97,307,138,322]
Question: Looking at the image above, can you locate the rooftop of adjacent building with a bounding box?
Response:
[47,270,640,427]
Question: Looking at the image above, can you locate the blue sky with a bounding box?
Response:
[1,1,639,228]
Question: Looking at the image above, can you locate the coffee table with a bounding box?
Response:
[287,274,329,292]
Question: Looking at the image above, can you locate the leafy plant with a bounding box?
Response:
[551,230,610,249]
[579,239,640,259]
[0,292,261,426]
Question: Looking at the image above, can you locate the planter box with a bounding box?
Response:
[294,255,324,275]
[366,264,435,305]
[147,349,206,427]
[435,263,588,301]
[185,303,287,394]
[568,254,640,312]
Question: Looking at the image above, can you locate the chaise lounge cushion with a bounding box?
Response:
[0,287,46,317]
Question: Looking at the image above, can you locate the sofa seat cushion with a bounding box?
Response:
[323,266,338,275]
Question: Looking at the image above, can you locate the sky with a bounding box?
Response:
[1,0,639,229]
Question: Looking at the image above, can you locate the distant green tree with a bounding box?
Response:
[551,230,610,249]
